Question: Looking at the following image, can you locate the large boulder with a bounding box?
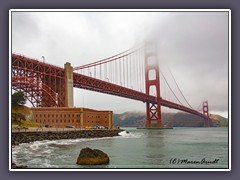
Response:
[76,147,110,165]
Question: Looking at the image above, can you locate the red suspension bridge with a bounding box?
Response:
[11,41,210,127]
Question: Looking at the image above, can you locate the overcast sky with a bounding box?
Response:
[11,10,229,118]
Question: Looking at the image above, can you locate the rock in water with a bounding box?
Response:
[76,147,110,165]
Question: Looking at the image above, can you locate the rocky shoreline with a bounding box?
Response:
[12,129,123,146]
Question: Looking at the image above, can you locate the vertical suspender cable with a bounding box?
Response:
[120,58,121,85]
[136,51,138,90]
[141,49,143,91]
[129,54,131,88]
[113,61,115,84]
[94,66,96,78]
[130,53,132,88]
[123,56,125,87]
[126,55,128,88]
[100,64,101,80]
[112,61,113,83]
[138,50,140,91]
[116,59,118,84]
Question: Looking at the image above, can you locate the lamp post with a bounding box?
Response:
[42,56,45,63]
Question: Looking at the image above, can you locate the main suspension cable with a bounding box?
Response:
[160,71,183,105]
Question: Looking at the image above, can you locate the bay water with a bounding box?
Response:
[12,127,229,169]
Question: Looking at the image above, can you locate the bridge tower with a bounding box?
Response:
[145,41,162,128]
[64,62,74,107]
[203,100,210,127]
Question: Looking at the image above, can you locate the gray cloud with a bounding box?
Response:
[11,11,229,118]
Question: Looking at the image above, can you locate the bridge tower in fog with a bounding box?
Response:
[144,41,162,128]
[203,100,210,127]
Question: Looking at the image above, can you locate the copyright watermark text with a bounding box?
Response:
[169,158,219,165]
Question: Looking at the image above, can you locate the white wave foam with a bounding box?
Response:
[52,138,84,145]
[50,136,114,146]
[118,131,142,138]
[41,149,53,154]
[12,146,21,154]
[29,140,56,149]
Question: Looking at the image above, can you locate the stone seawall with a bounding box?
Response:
[12,129,123,146]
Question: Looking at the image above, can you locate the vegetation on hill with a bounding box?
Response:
[11,92,39,128]
[114,112,228,127]
[114,112,146,127]
[210,114,228,127]
[11,104,39,128]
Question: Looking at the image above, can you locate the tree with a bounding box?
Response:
[12,91,26,105]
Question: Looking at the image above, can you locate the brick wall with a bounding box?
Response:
[32,107,113,129]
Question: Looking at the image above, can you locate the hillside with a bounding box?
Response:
[210,114,228,127]
[114,112,228,127]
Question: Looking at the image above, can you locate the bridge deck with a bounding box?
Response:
[12,53,207,120]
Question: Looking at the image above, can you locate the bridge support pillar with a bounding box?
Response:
[146,99,162,128]
[64,62,74,107]
[145,41,162,128]
[203,100,210,127]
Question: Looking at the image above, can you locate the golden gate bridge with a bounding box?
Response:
[11,41,210,128]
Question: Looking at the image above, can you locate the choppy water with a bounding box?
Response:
[12,127,229,169]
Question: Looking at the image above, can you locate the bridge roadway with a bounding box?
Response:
[73,73,206,119]
[12,54,206,119]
